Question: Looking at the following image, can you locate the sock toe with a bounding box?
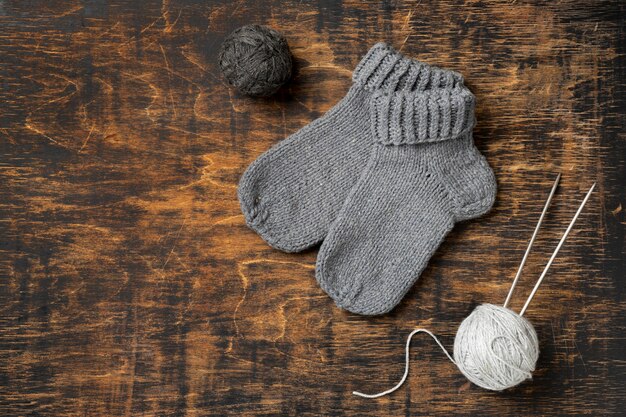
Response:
[238,192,303,252]
[237,168,266,229]
[339,280,405,316]
[316,255,413,316]
[315,245,378,313]
[315,267,359,311]
[239,178,325,252]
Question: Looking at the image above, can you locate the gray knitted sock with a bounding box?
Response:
[316,87,497,315]
[238,43,465,252]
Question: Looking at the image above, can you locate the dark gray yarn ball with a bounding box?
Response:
[219,25,292,97]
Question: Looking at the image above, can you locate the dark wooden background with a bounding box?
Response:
[1,1,624,416]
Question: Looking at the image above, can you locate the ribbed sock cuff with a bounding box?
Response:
[370,87,475,145]
[353,42,465,93]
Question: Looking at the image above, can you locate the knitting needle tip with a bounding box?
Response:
[503,173,561,308]
[520,182,596,316]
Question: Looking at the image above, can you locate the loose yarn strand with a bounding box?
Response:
[520,183,596,316]
[503,173,561,308]
[352,329,455,399]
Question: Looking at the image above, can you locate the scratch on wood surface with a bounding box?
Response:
[162,216,188,269]
[162,1,182,33]
[198,156,239,189]
[159,43,179,119]
[272,294,327,343]
[573,338,587,373]
[180,47,209,74]
[51,4,85,19]
[299,63,353,77]
[231,258,317,350]
[24,122,61,145]
[228,261,251,351]
[611,204,622,215]
[79,124,97,153]
[124,332,138,417]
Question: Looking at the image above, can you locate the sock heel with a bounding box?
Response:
[447,152,497,222]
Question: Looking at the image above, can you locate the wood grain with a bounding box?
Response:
[0,1,624,416]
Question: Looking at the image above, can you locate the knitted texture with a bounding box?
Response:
[352,42,465,92]
[315,87,497,315]
[238,43,464,252]
[371,87,475,145]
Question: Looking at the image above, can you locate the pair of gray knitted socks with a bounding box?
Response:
[238,43,497,315]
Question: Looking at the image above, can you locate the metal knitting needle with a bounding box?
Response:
[503,173,561,308]
[520,182,596,316]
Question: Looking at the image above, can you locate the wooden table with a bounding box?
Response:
[1,1,624,416]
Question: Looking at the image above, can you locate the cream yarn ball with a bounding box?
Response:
[453,303,539,391]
